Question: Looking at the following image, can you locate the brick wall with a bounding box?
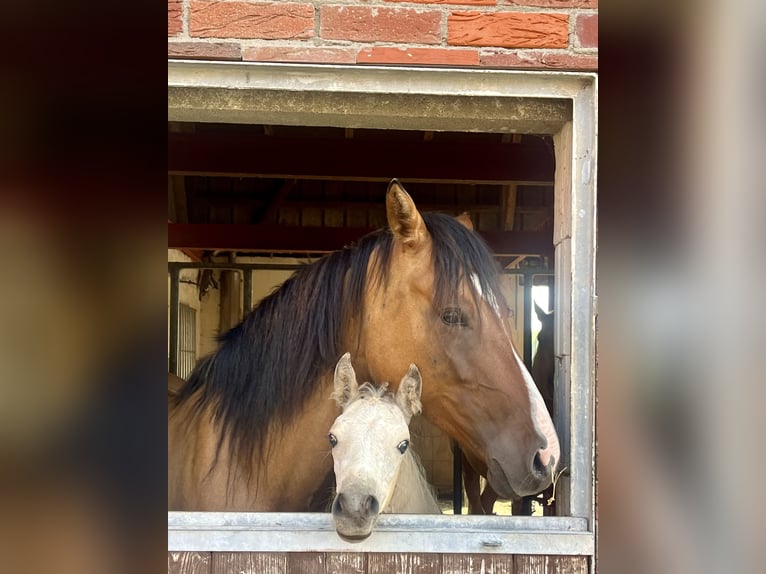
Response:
[168,0,596,71]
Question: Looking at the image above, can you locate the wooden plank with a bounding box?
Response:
[169,175,189,224]
[279,200,505,214]
[168,132,554,184]
[286,552,328,574]
[168,551,211,574]
[345,208,368,228]
[257,179,295,224]
[326,552,366,574]
[368,552,441,574]
[212,552,286,574]
[489,554,515,574]
[168,223,553,258]
[442,554,504,574]
[277,208,300,227]
[301,207,323,227]
[502,184,518,231]
[514,555,546,574]
[324,208,346,228]
[546,555,588,574]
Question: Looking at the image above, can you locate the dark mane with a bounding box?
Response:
[175,212,505,476]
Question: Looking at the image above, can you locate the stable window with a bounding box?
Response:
[168,62,597,559]
[176,303,196,380]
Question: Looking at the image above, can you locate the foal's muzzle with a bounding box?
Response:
[331,492,381,542]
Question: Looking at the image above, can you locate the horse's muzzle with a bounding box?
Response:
[331,492,380,542]
[487,454,556,498]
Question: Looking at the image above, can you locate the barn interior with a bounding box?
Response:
[168,120,557,512]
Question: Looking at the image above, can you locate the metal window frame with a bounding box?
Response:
[168,61,597,556]
[176,303,197,380]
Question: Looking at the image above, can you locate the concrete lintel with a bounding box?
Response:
[167,61,587,132]
[169,86,571,133]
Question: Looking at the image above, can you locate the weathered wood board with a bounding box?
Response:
[168,552,588,574]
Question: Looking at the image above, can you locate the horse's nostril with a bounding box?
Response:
[364,495,379,515]
[532,451,547,475]
[332,493,345,515]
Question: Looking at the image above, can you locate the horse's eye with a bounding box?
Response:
[441,307,467,327]
[328,433,338,448]
[397,440,409,454]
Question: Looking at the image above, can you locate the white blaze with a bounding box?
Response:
[513,347,560,469]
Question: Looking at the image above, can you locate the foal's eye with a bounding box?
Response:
[397,440,409,454]
[441,307,468,327]
[328,433,338,448]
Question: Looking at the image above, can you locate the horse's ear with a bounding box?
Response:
[455,212,474,231]
[396,364,423,420]
[332,352,358,409]
[386,179,428,250]
[534,302,548,320]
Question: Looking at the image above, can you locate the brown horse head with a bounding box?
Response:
[170,179,559,511]
[356,180,560,499]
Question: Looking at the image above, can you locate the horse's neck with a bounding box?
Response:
[250,379,340,510]
[170,378,339,511]
[384,449,441,514]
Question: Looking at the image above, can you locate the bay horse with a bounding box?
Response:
[168,179,559,511]
[463,303,556,515]
[329,353,440,541]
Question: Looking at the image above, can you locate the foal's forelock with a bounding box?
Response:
[334,382,392,410]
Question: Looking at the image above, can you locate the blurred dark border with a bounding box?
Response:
[0,2,168,573]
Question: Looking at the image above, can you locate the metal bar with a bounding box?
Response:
[168,512,592,555]
[567,76,598,524]
[167,264,553,279]
[243,269,253,314]
[169,267,180,375]
[169,223,553,258]
[168,261,311,272]
[523,274,533,367]
[503,268,554,277]
[452,442,463,515]
[167,261,553,274]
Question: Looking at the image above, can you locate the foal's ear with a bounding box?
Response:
[534,302,547,320]
[386,179,427,250]
[455,212,474,231]
[396,364,423,420]
[332,352,359,409]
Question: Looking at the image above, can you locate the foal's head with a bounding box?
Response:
[329,353,422,542]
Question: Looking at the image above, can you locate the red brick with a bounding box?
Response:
[358,47,480,66]
[386,0,495,6]
[480,50,597,70]
[504,0,597,7]
[575,14,597,48]
[448,12,568,48]
[168,42,242,60]
[243,46,357,64]
[168,0,182,36]
[321,6,441,44]
[190,2,314,40]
